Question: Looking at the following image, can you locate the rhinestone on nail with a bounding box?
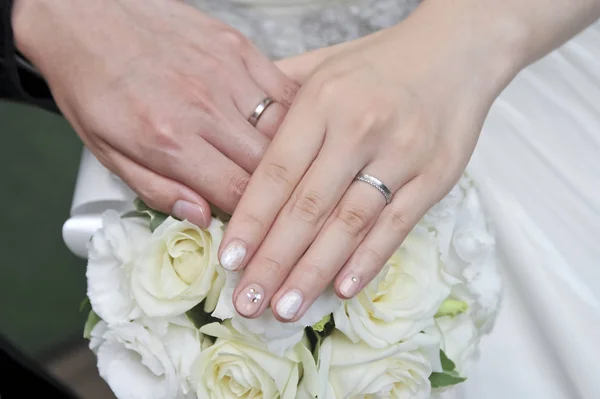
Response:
[351,276,358,282]
[246,288,262,303]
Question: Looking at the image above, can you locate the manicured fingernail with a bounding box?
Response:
[235,284,264,317]
[339,275,360,298]
[220,241,246,271]
[276,290,303,320]
[172,200,208,227]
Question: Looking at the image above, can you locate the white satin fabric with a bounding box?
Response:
[453,21,600,399]
[61,1,600,397]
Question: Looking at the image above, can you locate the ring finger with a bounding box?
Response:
[271,162,411,321]
[237,90,288,139]
[334,174,444,298]
[232,70,290,139]
[203,72,288,175]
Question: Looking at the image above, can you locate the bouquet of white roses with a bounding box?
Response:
[82,174,501,399]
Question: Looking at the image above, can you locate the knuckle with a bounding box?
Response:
[307,72,341,104]
[353,95,397,135]
[315,77,340,102]
[261,256,285,277]
[142,116,181,157]
[289,191,326,225]
[136,117,183,169]
[388,208,412,236]
[240,212,266,234]
[135,182,169,213]
[305,263,329,285]
[342,247,389,293]
[262,162,293,188]
[170,72,222,120]
[151,120,179,149]
[182,83,218,116]
[336,204,373,236]
[217,29,248,51]
[362,247,387,269]
[280,83,299,108]
[355,108,383,135]
[227,173,250,202]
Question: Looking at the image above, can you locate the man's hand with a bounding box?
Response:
[12,0,297,226]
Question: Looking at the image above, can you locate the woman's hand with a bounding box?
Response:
[219,1,524,320]
[12,0,297,227]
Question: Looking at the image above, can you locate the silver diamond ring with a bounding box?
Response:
[248,97,274,126]
[354,172,393,205]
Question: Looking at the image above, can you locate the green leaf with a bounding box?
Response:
[305,326,324,364]
[306,314,335,356]
[440,349,457,372]
[133,197,152,213]
[83,310,101,339]
[149,212,168,232]
[121,210,148,219]
[429,350,466,388]
[315,314,335,340]
[311,314,331,333]
[435,298,468,318]
[132,197,169,232]
[186,301,219,329]
[210,204,231,222]
[429,371,466,388]
[79,297,90,313]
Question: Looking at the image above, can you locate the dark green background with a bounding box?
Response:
[0,100,87,358]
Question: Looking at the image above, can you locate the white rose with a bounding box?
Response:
[192,322,314,399]
[300,331,440,399]
[334,226,450,348]
[426,313,480,375]
[212,270,343,356]
[451,183,495,264]
[132,217,225,318]
[450,250,502,335]
[89,316,205,399]
[422,182,465,262]
[89,318,108,355]
[87,211,150,325]
[443,184,502,334]
[436,178,495,281]
[160,316,210,397]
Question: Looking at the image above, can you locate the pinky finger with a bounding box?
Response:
[99,144,212,228]
[334,175,441,299]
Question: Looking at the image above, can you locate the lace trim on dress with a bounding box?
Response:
[187,0,421,59]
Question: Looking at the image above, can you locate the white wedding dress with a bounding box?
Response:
[61,1,600,398]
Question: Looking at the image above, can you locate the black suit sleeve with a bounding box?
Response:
[1,0,60,114]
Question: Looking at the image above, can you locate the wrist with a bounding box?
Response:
[11,0,107,76]
[388,0,529,98]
